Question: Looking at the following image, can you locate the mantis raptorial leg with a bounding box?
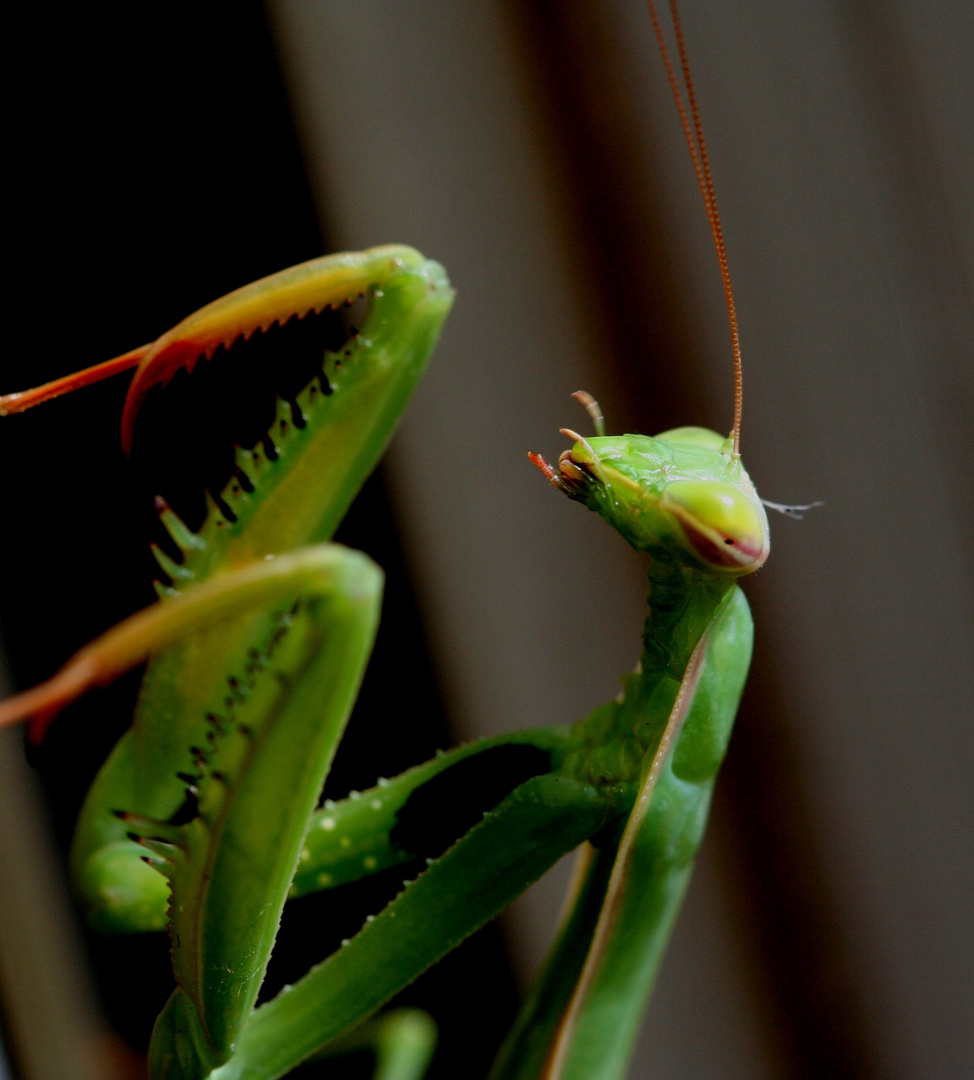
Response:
[0,3,792,1078]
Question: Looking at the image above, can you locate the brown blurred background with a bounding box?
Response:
[0,2,971,1078]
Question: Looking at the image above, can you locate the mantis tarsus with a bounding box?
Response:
[0,4,788,1078]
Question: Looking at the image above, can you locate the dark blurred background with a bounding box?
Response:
[0,2,971,1078]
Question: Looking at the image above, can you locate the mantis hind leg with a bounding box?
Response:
[308,1008,438,1080]
[204,772,623,1080]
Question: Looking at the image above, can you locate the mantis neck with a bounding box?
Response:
[562,557,734,790]
[641,556,732,680]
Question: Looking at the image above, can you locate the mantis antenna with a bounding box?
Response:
[645,0,744,455]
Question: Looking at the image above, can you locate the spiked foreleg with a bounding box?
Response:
[70,726,568,940]
[1,546,383,1071]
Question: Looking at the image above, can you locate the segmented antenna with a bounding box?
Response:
[646,1,743,455]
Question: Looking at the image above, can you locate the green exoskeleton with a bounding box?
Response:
[0,4,780,1078]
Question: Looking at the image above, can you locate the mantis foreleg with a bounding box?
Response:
[4,543,384,1073]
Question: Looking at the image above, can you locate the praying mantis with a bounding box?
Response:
[0,3,808,1078]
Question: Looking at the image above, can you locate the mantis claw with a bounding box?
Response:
[0,343,151,416]
[0,245,433,460]
[118,247,425,453]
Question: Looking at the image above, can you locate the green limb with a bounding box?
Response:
[90,543,384,1077]
[370,1011,438,1080]
[83,723,567,938]
[486,840,616,1080]
[153,1005,437,1080]
[291,728,568,897]
[72,251,453,935]
[71,546,379,936]
[209,773,624,1080]
[532,586,753,1080]
[310,1009,437,1080]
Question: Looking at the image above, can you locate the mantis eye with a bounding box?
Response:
[661,480,768,574]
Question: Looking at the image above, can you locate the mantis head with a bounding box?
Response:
[530,423,769,576]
